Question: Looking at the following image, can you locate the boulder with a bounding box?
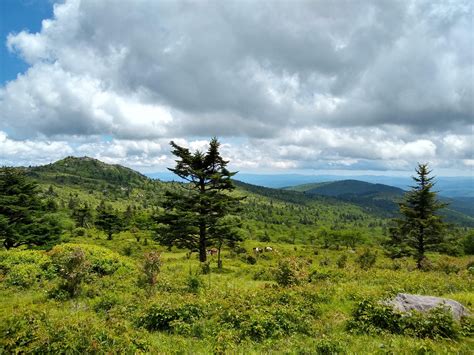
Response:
[387,293,470,320]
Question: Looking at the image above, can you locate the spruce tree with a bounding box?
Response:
[386,163,447,268]
[95,202,122,240]
[72,202,93,228]
[156,138,242,263]
[0,167,61,249]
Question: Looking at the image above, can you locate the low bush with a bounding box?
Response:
[5,263,42,288]
[314,337,344,354]
[347,299,462,339]
[356,249,377,270]
[186,274,203,294]
[141,251,161,288]
[336,254,348,269]
[275,257,308,287]
[138,303,204,332]
[51,246,90,297]
[245,255,257,265]
[0,309,149,353]
[437,260,461,275]
[49,243,131,276]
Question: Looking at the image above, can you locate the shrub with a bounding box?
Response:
[123,245,133,256]
[319,257,330,266]
[51,247,90,297]
[356,249,377,270]
[336,254,348,269]
[141,251,161,287]
[138,303,204,332]
[467,261,474,275]
[0,250,52,276]
[245,255,257,265]
[253,267,275,281]
[463,232,474,255]
[186,274,203,294]
[347,299,461,339]
[437,260,461,275]
[49,243,131,276]
[315,338,344,354]
[0,309,149,353]
[200,261,211,274]
[418,256,434,271]
[93,293,119,314]
[275,257,308,287]
[5,264,41,288]
[72,227,86,237]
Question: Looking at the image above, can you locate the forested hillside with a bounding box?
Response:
[286,180,474,226]
[1,157,473,353]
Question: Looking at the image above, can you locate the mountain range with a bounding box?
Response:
[22,156,474,228]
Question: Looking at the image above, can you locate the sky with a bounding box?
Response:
[0,0,472,176]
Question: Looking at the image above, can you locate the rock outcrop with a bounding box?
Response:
[387,293,470,320]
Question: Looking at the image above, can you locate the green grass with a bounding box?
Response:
[1,232,472,353]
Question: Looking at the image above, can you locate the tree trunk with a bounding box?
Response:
[198,178,207,262]
[416,229,425,269]
[217,244,222,269]
[199,223,207,262]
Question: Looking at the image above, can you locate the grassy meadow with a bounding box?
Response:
[0,158,473,353]
[1,229,473,353]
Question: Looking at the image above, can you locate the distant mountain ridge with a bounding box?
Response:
[27,156,150,187]
[285,179,474,225]
[147,172,474,198]
[18,156,474,227]
[285,179,405,197]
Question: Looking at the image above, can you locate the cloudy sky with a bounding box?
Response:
[0,0,472,175]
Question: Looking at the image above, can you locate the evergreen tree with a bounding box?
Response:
[0,167,61,249]
[385,163,447,268]
[156,138,242,263]
[95,202,122,240]
[72,202,93,228]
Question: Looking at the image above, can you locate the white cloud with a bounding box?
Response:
[0,0,472,173]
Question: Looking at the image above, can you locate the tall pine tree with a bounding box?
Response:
[386,163,447,268]
[156,138,242,263]
[0,167,61,249]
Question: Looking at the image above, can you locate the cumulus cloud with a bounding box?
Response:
[0,0,472,173]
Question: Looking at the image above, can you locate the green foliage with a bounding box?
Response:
[5,264,42,288]
[156,138,243,263]
[314,338,344,354]
[336,254,348,268]
[463,231,474,255]
[386,164,448,268]
[356,249,377,270]
[95,201,123,240]
[50,246,90,297]
[348,299,462,339]
[138,303,204,332]
[245,254,257,265]
[275,257,309,287]
[0,167,62,250]
[186,274,203,294]
[141,251,161,288]
[49,243,131,276]
[0,309,149,353]
[0,250,54,286]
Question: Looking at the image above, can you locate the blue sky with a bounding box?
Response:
[0,0,472,175]
[0,0,54,84]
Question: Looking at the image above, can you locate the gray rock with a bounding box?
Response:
[387,293,470,320]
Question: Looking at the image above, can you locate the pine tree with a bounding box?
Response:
[156,138,243,263]
[0,167,61,249]
[95,202,122,240]
[386,163,447,268]
[72,202,93,228]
